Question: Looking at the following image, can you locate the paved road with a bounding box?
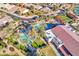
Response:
[0,9,38,20]
[0,9,59,20]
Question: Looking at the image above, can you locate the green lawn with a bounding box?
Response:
[0,46,3,49]
[31,36,45,48]
[60,14,72,23]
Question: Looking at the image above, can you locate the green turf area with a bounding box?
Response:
[15,44,25,50]
[60,14,72,23]
[31,36,45,48]
[0,41,7,49]
[0,46,3,49]
[31,42,38,48]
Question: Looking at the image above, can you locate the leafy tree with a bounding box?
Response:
[17,44,25,50]
[20,44,25,50]
[0,42,7,48]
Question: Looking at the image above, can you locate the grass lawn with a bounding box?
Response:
[32,36,45,48]
[31,42,38,48]
[60,14,72,23]
[0,46,3,49]
[34,38,44,45]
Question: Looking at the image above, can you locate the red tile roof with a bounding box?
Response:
[51,26,79,56]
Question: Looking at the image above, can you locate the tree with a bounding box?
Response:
[20,44,25,50]
[9,47,15,52]
[0,42,7,48]
[17,44,25,50]
[13,41,19,45]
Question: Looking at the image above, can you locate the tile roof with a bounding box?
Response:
[51,25,79,56]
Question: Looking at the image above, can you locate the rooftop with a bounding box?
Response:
[51,25,79,56]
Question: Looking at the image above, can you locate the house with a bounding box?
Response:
[51,25,79,56]
[0,16,13,28]
[0,3,18,13]
[66,12,78,21]
[34,5,42,10]
[40,7,51,13]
